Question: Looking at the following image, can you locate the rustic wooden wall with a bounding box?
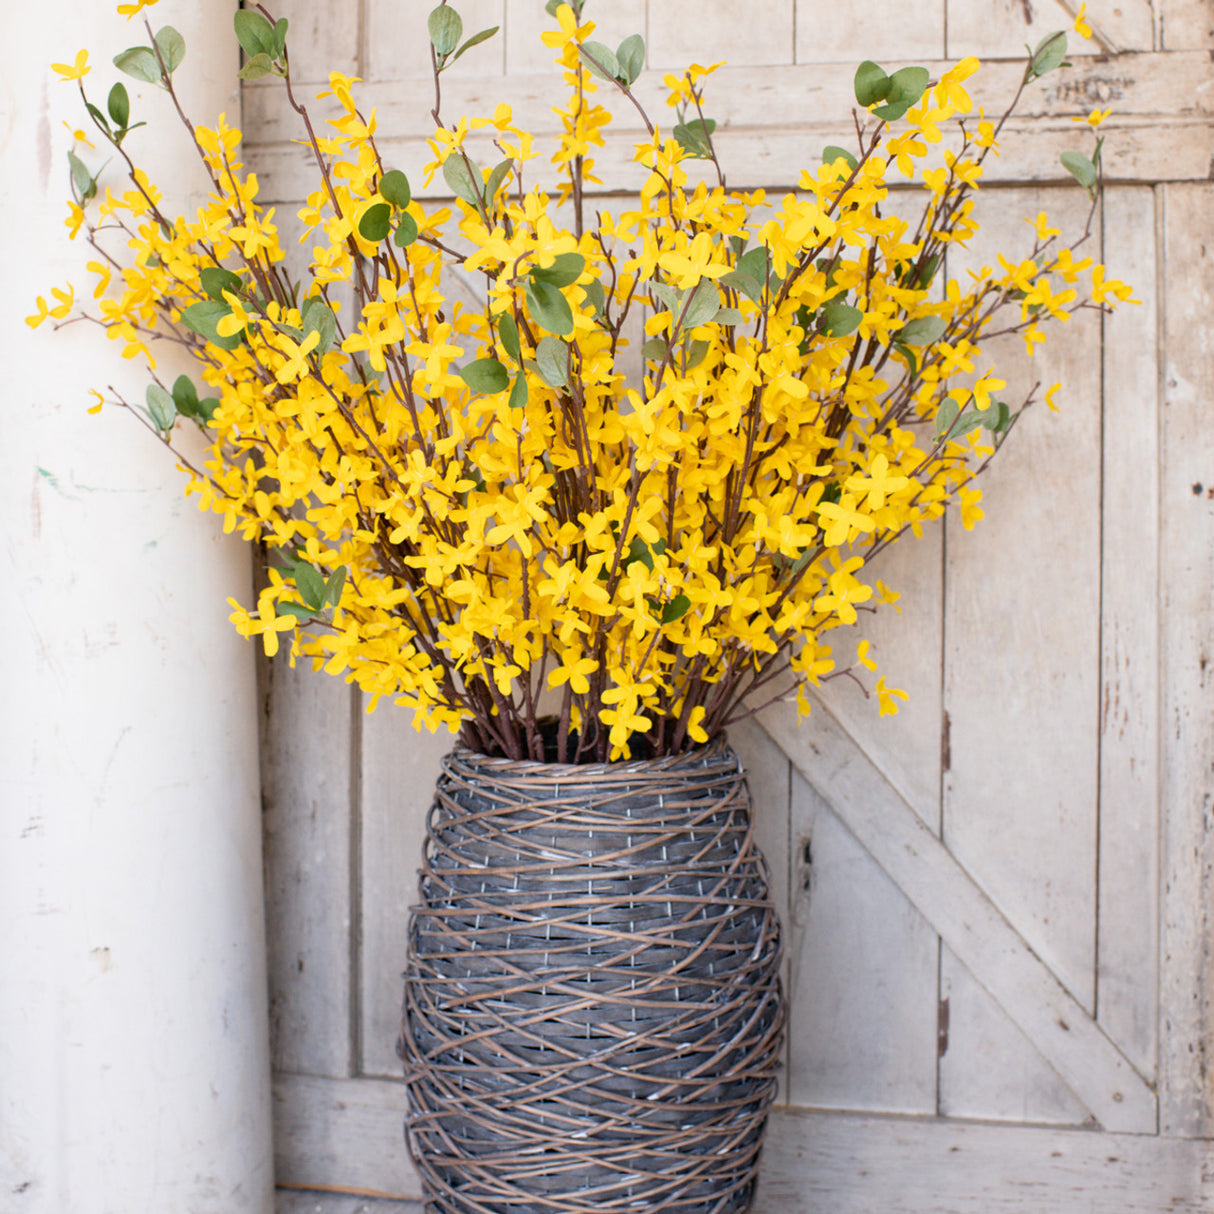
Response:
[245,0,1214,1207]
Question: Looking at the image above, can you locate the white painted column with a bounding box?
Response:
[0,3,274,1212]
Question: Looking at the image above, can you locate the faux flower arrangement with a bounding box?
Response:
[38,0,1132,764]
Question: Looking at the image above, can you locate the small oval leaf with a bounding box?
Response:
[379,169,412,208]
[358,202,392,242]
[459,357,510,395]
[428,5,463,56]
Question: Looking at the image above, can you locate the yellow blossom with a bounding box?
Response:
[51,50,90,81]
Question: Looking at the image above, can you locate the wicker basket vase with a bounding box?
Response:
[401,738,785,1213]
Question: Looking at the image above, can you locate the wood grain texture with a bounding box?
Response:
[759,695,1157,1132]
[1160,0,1214,47]
[277,1189,421,1214]
[943,186,1102,1019]
[261,655,355,1077]
[275,0,362,80]
[946,0,1155,56]
[273,1074,419,1196]
[1158,182,1214,1138]
[358,708,455,1078]
[647,0,795,68]
[938,949,1090,1124]
[786,770,939,1114]
[795,0,945,62]
[755,1106,1214,1212]
[273,1076,1214,1210]
[1096,185,1160,1080]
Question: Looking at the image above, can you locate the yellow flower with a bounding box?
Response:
[1029,212,1061,241]
[1073,3,1092,38]
[51,50,90,81]
[855,640,878,672]
[1074,108,1110,127]
[1045,382,1062,411]
[686,705,709,744]
[117,0,160,15]
[63,122,95,149]
[875,677,908,717]
[87,389,105,415]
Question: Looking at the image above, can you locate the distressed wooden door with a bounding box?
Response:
[248,0,1214,1207]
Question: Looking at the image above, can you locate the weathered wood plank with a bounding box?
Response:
[758,695,1157,1132]
[1097,184,1160,1080]
[358,705,451,1079]
[273,1074,418,1197]
[277,1189,421,1214]
[795,0,944,63]
[273,0,362,81]
[1160,0,1214,47]
[1158,181,1214,1138]
[938,949,1090,1124]
[946,0,1155,56]
[943,186,1102,1016]
[261,655,356,1077]
[364,0,505,82]
[274,1075,1214,1210]
[755,1106,1214,1213]
[243,52,1214,143]
[647,0,795,69]
[729,716,792,1101]
[785,770,939,1114]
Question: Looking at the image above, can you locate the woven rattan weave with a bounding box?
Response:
[401,739,784,1213]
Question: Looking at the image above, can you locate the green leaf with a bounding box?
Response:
[442,154,483,208]
[1030,30,1068,78]
[873,65,930,122]
[302,297,338,354]
[358,202,392,242]
[237,52,275,80]
[822,144,858,171]
[896,315,947,346]
[145,383,176,432]
[393,213,419,247]
[715,307,744,326]
[234,9,275,58]
[649,281,683,314]
[680,279,720,330]
[581,40,619,81]
[616,33,645,84]
[530,252,584,288]
[973,399,1010,434]
[820,302,863,337]
[451,25,499,63]
[497,313,520,361]
[536,336,569,387]
[459,357,509,395]
[682,339,710,370]
[154,26,185,75]
[270,18,290,59]
[277,601,316,622]
[67,151,97,202]
[641,336,669,362]
[719,270,762,303]
[294,561,327,611]
[323,565,346,607]
[660,593,691,624]
[171,374,198,414]
[674,118,716,158]
[525,280,574,337]
[179,300,242,350]
[854,60,890,107]
[113,46,161,85]
[428,5,463,57]
[107,82,130,130]
[379,169,411,208]
[508,372,528,410]
[85,102,111,137]
[1060,149,1098,190]
[581,279,606,318]
[200,266,241,302]
[483,158,513,206]
[625,536,656,572]
[934,397,960,438]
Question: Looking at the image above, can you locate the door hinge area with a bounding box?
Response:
[937,996,950,1058]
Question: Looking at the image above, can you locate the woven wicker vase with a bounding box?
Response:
[401,738,785,1214]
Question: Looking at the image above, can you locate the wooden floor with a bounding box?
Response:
[276,1190,422,1214]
